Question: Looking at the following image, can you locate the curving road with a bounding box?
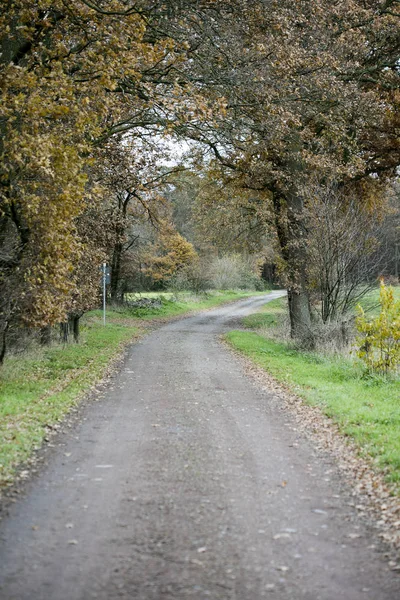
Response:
[0,292,399,600]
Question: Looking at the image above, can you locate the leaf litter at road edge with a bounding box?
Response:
[223,338,400,566]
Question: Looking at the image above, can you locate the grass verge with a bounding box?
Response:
[226,295,400,491]
[0,290,262,489]
[0,312,142,489]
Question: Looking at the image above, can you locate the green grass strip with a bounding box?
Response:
[0,315,141,487]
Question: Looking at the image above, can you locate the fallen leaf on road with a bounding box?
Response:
[190,559,204,566]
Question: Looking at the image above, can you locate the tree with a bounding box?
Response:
[0,0,200,357]
[167,0,399,345]
[1,0,399,358]
[95,137,187,301]
[144,229,198,288]
[305,181,393,323]
[193,171,272,256]
[356,281,400,374]
[0,2,149,329]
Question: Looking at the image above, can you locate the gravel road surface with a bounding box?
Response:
[0,292,399,600]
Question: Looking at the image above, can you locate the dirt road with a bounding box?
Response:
[0,292,399,600]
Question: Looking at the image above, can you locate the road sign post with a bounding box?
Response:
[103,262,107,325]
[101,263,111,325]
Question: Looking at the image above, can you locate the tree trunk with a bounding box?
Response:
[110,192,132,303]
[60,322,69,343]
[287,288,313,348]
[0,321,9,365]
[40,325,51,346]
[70,315,80,343]
[273,181,314,348]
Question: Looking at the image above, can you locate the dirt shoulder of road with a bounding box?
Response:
[224,340,400,565]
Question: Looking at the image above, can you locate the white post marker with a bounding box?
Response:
[103,262,107,326]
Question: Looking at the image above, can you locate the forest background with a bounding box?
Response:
[1,0,399,358]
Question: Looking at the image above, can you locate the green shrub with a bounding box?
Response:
[356,281,400,374]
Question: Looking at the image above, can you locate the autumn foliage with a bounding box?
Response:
[0,0,399,359]
[143,230,197,285]
[0,0,194,355]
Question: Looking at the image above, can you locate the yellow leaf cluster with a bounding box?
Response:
[146,232,198,283]
[356,282,400,374]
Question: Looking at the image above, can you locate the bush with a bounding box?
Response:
[168,253,266,293]
[355,281,400,374]
[169,260,211,293]
[209,254,265,290]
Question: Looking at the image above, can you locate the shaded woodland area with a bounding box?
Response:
[1,0,399,360]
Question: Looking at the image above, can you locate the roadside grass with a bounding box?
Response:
[0,311,142,488]
[226,292,400,491]
[0,289,263,488]
[241,297,285,330]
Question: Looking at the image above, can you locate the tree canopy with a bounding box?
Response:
[0,0,399,354]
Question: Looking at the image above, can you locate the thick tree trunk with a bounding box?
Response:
[110,192,132,304]
[71,315,80,343]
[273,183,314,348]
[287,288,313,348]
[0,322,9,365]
